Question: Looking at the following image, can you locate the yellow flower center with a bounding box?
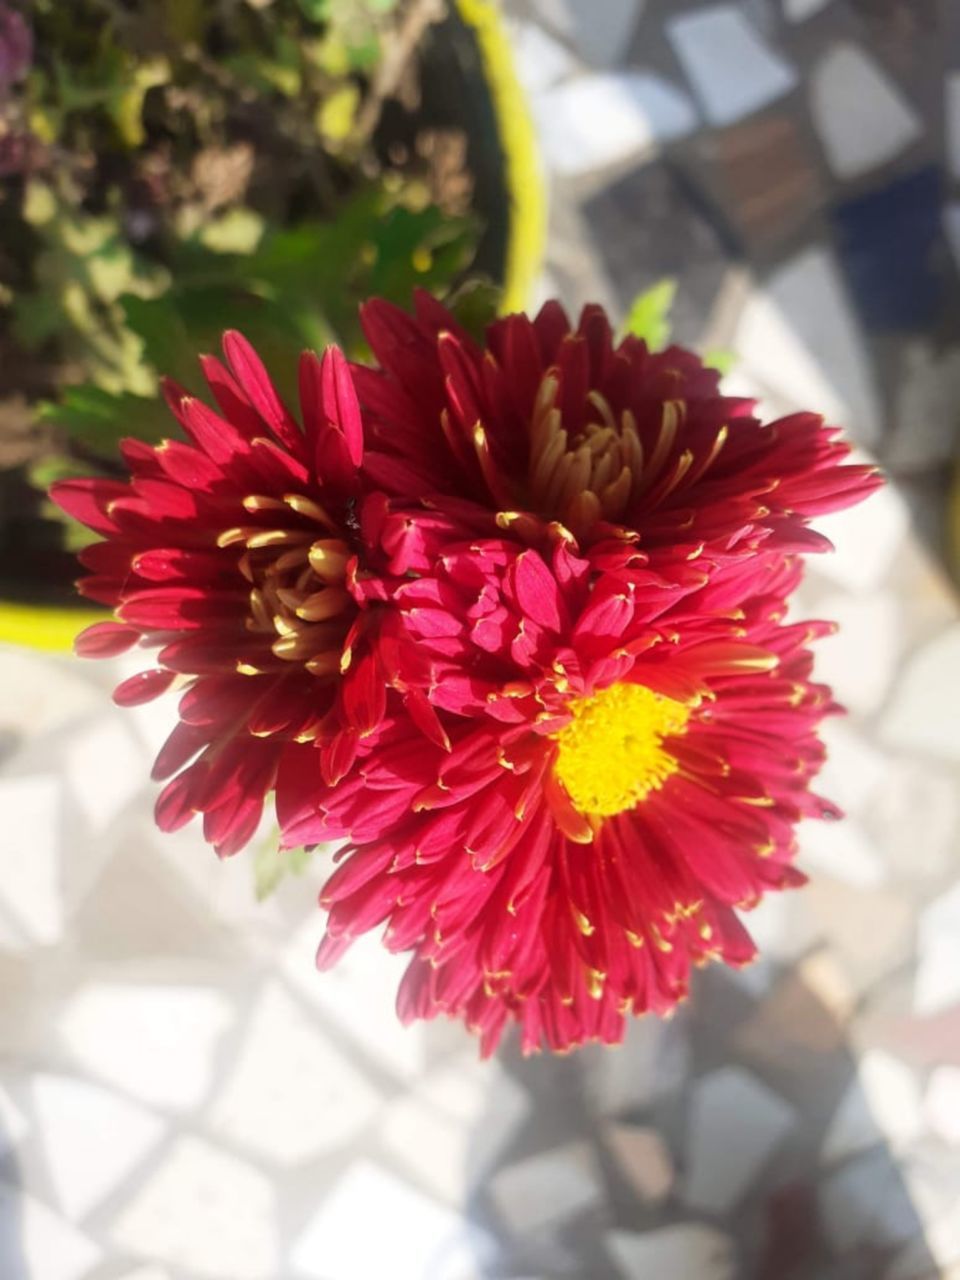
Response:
[553,682,690,817]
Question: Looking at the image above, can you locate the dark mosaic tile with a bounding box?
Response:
[846,0,945,137]
[698,112,825,249]
[831,166,946,332]
[581,161,739,346]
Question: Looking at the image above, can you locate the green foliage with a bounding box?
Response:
[622,279,677,352]
[38,386,171,450]
[2,0,482,516]
[254,840,316,902]
[37,186,475,458]
[446,277,502,341]
[704,348,737,377]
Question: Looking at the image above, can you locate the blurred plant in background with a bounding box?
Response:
[0,0,486,588]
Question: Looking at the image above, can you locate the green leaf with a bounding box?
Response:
[298,0,332,20]
[109,58,170,148]
[622,279,677,351]
[343,31,380,72]
[119,293,197,387]
[316,83,360,141]
[199,208,265,256]
[38,386,171,454]
[364,204,476,309]
[703,347,737,377]
[254,841,315,902]
[445,277,501,342]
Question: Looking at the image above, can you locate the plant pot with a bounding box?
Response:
[0,0,544,653]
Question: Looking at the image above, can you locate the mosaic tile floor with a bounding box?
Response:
[1,2,960,1277]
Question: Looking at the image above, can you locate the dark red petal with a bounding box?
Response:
[321,346,363,466]
[155,771,201,833]
[50,479,126,536]
[113,668,177,707]
[222,330,303,455]
[508,549,566,633]
[74,621,139,659]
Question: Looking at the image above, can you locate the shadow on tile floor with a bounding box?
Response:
[0,1126,28,1280]
[462,964,938,1280]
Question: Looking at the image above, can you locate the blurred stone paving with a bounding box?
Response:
[1,0,960,1277]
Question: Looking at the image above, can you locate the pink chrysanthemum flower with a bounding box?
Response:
[280,540,851,1054]
[357,293,877,564]
[275,296,882,1054]
[54,296,882,1055]
[52,333,385,855]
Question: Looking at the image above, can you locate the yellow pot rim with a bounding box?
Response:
[0,0,544,655]
[454,0,546,316]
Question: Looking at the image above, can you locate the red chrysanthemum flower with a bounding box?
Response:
[52,296,882,1058]
[356,293,878,564]
[279,538,849,1054]
[51,332,385,856]
[271,295,882,1055]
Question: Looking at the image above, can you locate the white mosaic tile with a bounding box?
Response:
[903,1149,960,1264]
[810,479,910,594]
[815,720,887,817]
[60,982,233,1111]
[210,981,380,1167]
[0,650,99,740]
[412,1053,490,1128]
[0,1080,28,1155]
[381,1093,472,1203]
[783,0,831,20]
[281,923,428,1081]
[925,1067,960,1146]
[607,1224,736,1279]
[667,6,797,127]
[806,880,915,992]
[140,815,293,938]
[32,1073,165,1221]
[811,593,900,716]
[822,1051,923,1163]
[531,0,646,68]
[290,1159,481,1280]
[882,626,960,765]
[0,1181,102,1280]
[507,19,577,96]
[919,881,960,955]
[533,72,697,177]
[915,880,960,1015]
[810,44,921,180]
[489,1142,604,1234]
[63,714,143,832]
[737,891,821,964]
[797,818,885,890]
[865,759,959,885]
[734,249,882,448]
[0,773,64,946]
[886,1231,960,1280]
[683,1068,797,1213]
[111,1135,279,1279]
